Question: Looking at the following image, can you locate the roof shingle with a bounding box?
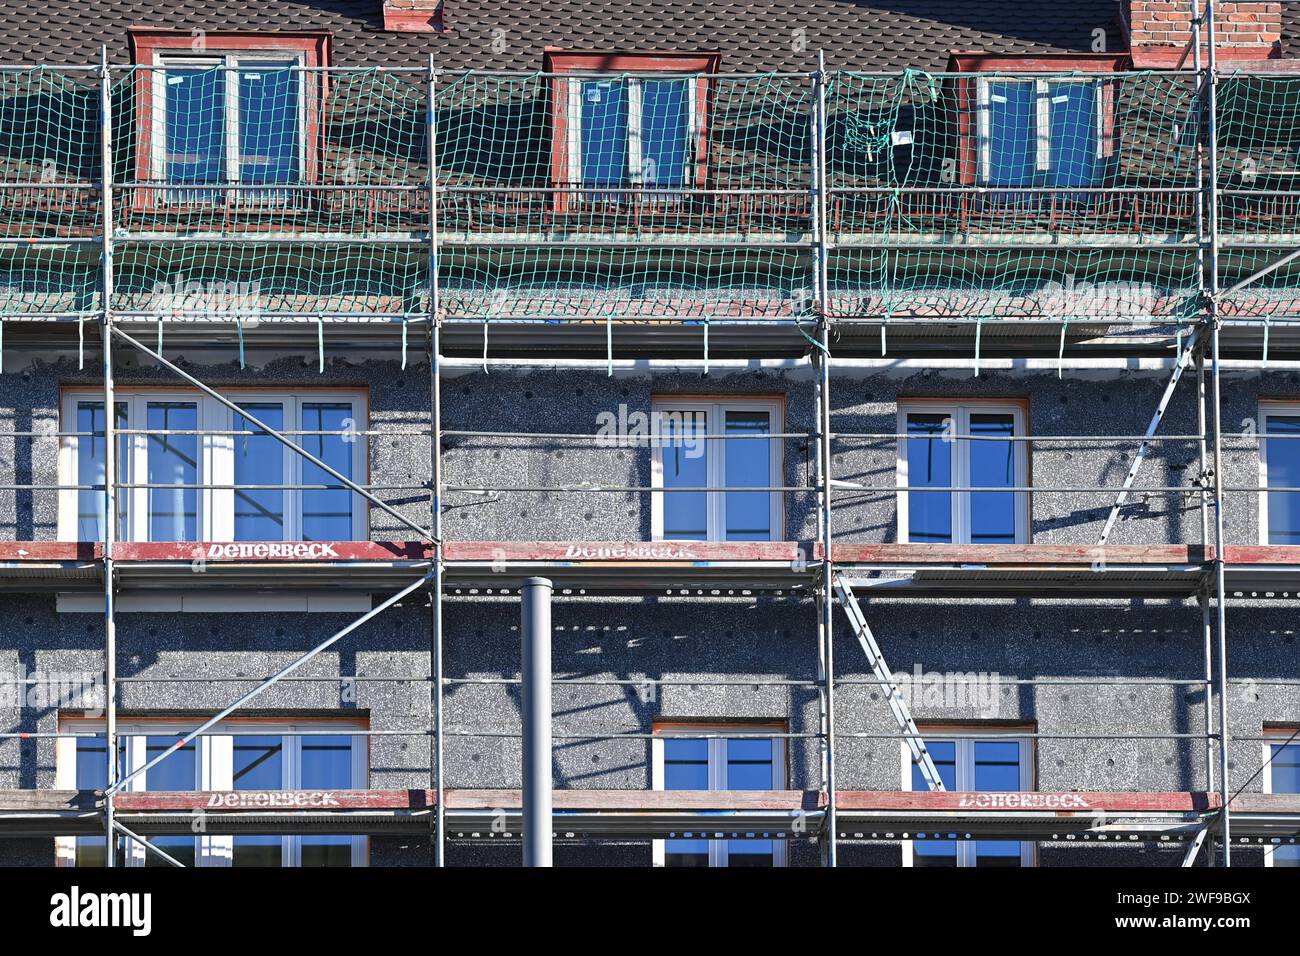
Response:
[0,0,1130,70]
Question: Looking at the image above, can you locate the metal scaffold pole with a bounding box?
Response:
[813,50,838,866]
[1203,0,1233,864]
[427,55,446,868]
[97,44,118,868]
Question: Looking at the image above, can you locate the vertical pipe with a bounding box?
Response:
[426,54,446,869]
[814,50,838,867]
[521,577,553,867]
[98,44,118,868]
[1204,0,1233,865]
[1196,348,1216,802]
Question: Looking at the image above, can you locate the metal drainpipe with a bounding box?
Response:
[521,577,553,867]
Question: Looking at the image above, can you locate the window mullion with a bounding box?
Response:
[955,407,970,545]
[627,78,643,185]
[226,55,240,194]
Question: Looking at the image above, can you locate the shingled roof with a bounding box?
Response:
[0,0,1294,71]
[0,0,1127,70]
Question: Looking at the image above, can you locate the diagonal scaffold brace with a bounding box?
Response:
[109,325,437,544]
[1096,325,1202,548]
[834,574,945,791]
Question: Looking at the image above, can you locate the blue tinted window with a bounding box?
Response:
[972,740,1024,865]
[1048,81,1099,187]
[985,81,1035,186]
[234,404,285,541]
[73,734,113,866]
[968,414,1017,544]
[301,404,354,541]
[1266,416,1300,545]
[238,63,299,186]
[641,79,688,187]
[664,738,709,790]
[233,735,285,867]
[165,66,225,187]
[76,402,128,542]
[145,737,197,867]
[912,740,958,865]
[662,411,707,539]
[300,735,354,866]
[1274,743,1300,866]
[581,80,628,186]
[907,414,953,543]
[724,411,772,542]
[147,403,198,542]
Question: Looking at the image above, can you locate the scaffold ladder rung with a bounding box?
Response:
[833,574,945,792]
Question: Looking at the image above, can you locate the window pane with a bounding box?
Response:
[968,414,1018,544]
[1265,417,1300,545]
[1048,81,1099,188]
[145,737,197,867]
[233,735,285,867]
[300,735,354,867]
[301,404,354,541]
[984,81,1035,186]
[76,402,128,542]
[234,404,285,541]
[974,740,1025,866]
[661,410,707,539]
[663,738,708,790]
[912,739,958,865]
[581,79,628,186]
[906,413,952,543]
[1273,743,1300,866]
[641,79,689,187]
[164,65,225,199]
[238,62,300,187]
[663,737,709,866]
[726,737,776,866]
[147,403,199,542]
[74,733,117,866]
[724,410,773,542]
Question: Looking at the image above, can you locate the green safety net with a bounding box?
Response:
[0,66,1294,324]
[1217,73,1300,320]
[435,71,814,322]
[824,70,1206,326]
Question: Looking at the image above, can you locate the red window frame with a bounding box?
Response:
[542,50,720,213]
[127,30,332,210]
[946,53,1124,187]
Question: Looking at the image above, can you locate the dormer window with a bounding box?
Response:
[544,51,719,209]
[128,31,329,207]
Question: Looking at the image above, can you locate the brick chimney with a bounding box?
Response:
[384,0,444,33]
[1127,1,1281,52]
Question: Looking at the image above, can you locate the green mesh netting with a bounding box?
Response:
[1217,73,1300,320]
[436,72,815,322]
[825,70,1207,325]
[0,66,1294,325]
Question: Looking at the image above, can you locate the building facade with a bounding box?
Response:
[0,0,1298,867]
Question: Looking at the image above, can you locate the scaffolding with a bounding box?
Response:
[1,1,1300,867]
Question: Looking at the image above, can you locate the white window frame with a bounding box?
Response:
[651,724,788,868]
[565,74,698,188]
[976,77,1111,184]
[1257,401,1300,545]
[650,398,784,542]
[1262,731,1300,868]
[150,51,308,204]
[896,399,1029,545]
[55,718,369,867]
[900,732,1036,868]
[58,389,369,544]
